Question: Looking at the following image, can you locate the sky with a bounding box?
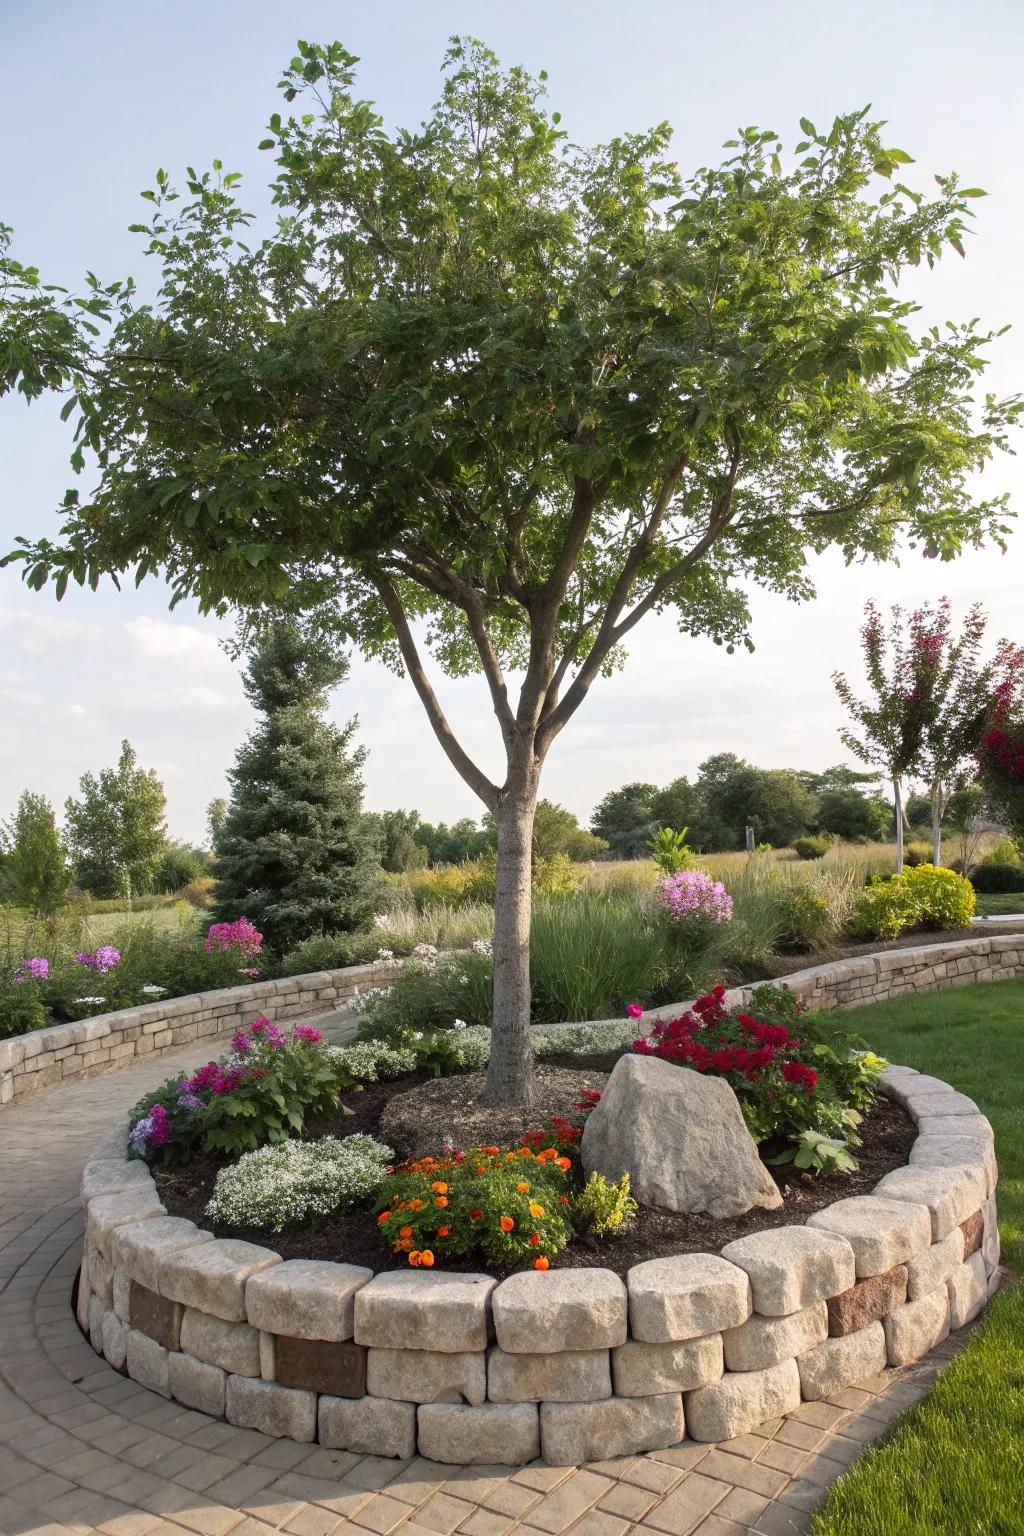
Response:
[1,0,1022,843]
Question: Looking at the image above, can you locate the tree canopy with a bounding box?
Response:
[64,740,167,898]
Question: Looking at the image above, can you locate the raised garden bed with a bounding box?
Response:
[152,1065,918,1276]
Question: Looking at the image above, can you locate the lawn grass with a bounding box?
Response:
[975,891,1024,917]
[809,978,1024,1536]
[81,904,195,942]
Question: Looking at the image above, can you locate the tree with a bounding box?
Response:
[591,784,660,859]
[978,644,1024,846]
[651,777,703,844]
[206,797,228,850]
[212,621,379,951]
[2,791,70,914]
[835,601,1009,867]
[2,40,1019,1104]
[816,786,891,842]
[64,741,167,897]
[367,809,430,872]
[531,799,607,860]
[695,754,817,849]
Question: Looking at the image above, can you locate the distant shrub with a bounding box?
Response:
[793,835,829,861]
[902,842,934,868]
[156,843,209,892]
[181,876,216,909]
[846,879,918,941]
[846,864,975,940]
[772,886,835,952]
[970,862,1024,894]
[978,837,1022,867]
[907,864,976,929]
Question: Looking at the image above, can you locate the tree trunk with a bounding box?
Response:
[894,778,905,873]
[485,786,537,1107]
[931,780,943,867]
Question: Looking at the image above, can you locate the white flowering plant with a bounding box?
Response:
[205,1134,394,1231]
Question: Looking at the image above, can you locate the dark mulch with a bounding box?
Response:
[764,926,982,977]
[153,1065,917,1280]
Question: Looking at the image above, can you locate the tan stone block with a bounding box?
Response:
[225,1374,316,1440]
[355,1270,496,1352]
[685,1358,801,1442]
[179,1308,261,1375]
[168,1351,226,1416]
[489,1346,611,1403]
[245,1257,372,1340]
[611,1333,722,1396]
[368,1346,484,1405]
[493,1269,627,1353]
[319,1393,416,1457]
[159,1237,281,1322]
[797,1321,886,1400]
[724,1301,828,1371]
[419,1402,541,1466]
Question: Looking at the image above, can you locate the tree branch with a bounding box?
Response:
[368,568,500,810]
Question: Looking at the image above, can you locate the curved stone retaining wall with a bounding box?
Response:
[7,932,1023,1106]
[78,1067,1000,1465]
[0,958,403,1105]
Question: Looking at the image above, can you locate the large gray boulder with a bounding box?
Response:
[581,1054,782,1218]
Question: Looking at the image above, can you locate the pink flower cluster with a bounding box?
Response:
[204,917,263,958]
[656,870,733,925]
[14,957,48,984]
[129,1102,170,1153]
[75,946,121,972]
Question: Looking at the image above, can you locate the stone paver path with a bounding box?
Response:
[0,1025,972,1536]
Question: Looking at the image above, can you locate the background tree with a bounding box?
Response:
[651,777,703,846]
[978,644,1024,847]
[591,784,660,859]
[836,600,1008,867]
[154,841,209,891]
[367,809,430,872]
[64,741,167,897]
[213,621,379,951]
[2,791,70,915]
[530,799,607,860]
[206,797,228,850]
[415,817,492,865]
[2,40,1019,1104]
[694,753,817,849]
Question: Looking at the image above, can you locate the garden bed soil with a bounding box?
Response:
[153,1065,917,1280]
[764,925,985,977]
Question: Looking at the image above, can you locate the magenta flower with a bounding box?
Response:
[204,918,263,958]
[14,956,49,983]
[292,1024,321,1044]
[656,871,733,925]
[626,1003,644,1021]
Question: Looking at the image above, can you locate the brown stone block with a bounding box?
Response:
[960,1209,983,1257]
[129,1281,183,1350]
[827,1263,908,1337]
[273,1334,367,1397]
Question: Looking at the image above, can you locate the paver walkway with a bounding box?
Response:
[0,1024,973,1536]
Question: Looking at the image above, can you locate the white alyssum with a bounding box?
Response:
[331,1039,417,1081]
[206,1135,394,1232]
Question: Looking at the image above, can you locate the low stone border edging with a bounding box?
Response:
[77,1066,1001,1466]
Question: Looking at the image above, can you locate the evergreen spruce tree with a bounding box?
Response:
[213,622,379,951]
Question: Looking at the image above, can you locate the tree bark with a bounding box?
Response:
[931,780,943,867]
[894,778,905,873]
[485,783,538,1108]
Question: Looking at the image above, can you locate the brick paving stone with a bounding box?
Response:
[0,1018,984,1536]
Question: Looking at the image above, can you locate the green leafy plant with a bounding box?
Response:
[793,835,829,861]
[648,827,694,875]
[769,1128,859,1176]
[573,1172,638,1236]
[970,862,1024,894]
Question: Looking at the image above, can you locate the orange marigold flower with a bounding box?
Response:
[557,1157,571,1170]
[435,1196,448,1208]
[482,1146,499,1156]
[399,1225,413,1238]
[559,1195,570,1205]
[470,1208,483,1221]
[437,1226,449,1237]
[517,1181,530,1193]
[419,1250,435,1267]
[500,1216,515,1232]
[528,1233,541,1246]
[431,1181,448,1193]
[409,1198,424,1210]
[408,1251,422,1266]
[529,1202,545,1218]
[534,1256,550,1271]
[378,1211,392,1224]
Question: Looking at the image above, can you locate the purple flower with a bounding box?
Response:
[176,1089,204,1113]
[76,946,120,973]
[656,871,733,926]
[14,956,49,984]
[204,917,263,958]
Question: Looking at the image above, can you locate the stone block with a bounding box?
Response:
[627,1254,750,1342]
[914,1113,993,1143]
[245,1258,373,1341]
[982,1198,1001,1273]
[418,1402,540,1466]
[129,1282,183,1351]
[112,1216,214,1291]
[126,1329,170,1397]
[489,1346,611,1403]
[363,1347,482,1405]
[87,1188,166,1261]
[807,1197,931,1277]
[612,1334,722,1396]
[723,1301,828,1371]
[179,1308,261,1375]
[903,1089,979,1119]
[160,1238,281,1322]
[75,1260,91,1332]
[81,1159,153,1200]
[274,1335,367,1397]
[960,1209,984,1257]
[225,1374,316,1440]
[910,1137,997,1195]
[797,1321,886,1400]
[948,1252,987,1330]
[168,1351,226,1416]
[354,1270,495,1353]
[906,1229,965,1300]
[827,1265,907,1337]
[492,1269,626,1353]
[540,1392,683,1466]
[101,1310,128,1370]
[88,1293,104,1353]
[873,1165,986,1240]
[319,1393,417,1458]
[721,1226,855,1316]
[112,1268,131,1323]
[685,1358,801,1442]
[884,1287,950,1367]
[87,1243,115,1309]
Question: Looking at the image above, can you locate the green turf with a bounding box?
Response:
[974,892,1024,917]
[809,978,1024,1536]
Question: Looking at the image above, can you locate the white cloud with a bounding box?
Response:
[124,615,224,661]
